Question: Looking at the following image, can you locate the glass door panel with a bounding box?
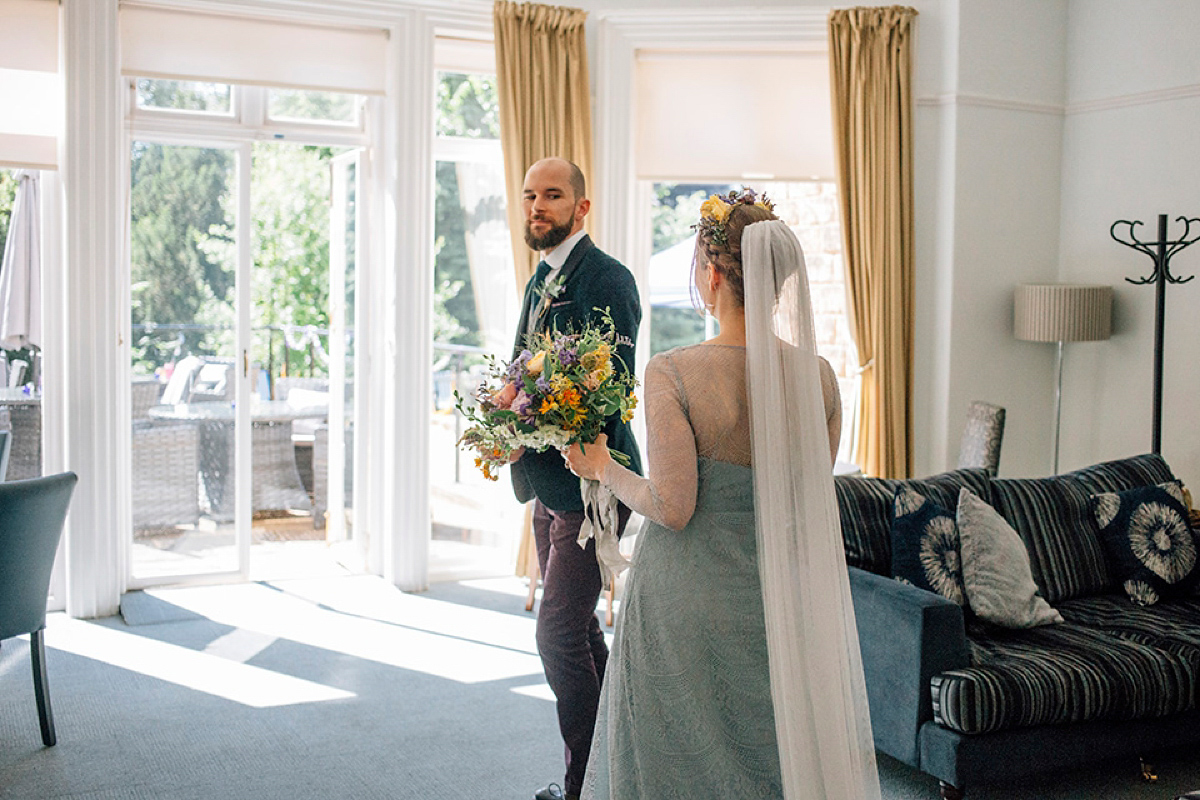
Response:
[430,158,524,580]
[129,141,241,581]
[247,142,359,580]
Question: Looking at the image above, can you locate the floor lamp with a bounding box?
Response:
[1014,284,1113,474]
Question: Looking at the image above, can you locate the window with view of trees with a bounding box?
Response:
[136,79,232,115]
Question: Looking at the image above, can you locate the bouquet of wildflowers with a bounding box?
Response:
[455,310,638,481]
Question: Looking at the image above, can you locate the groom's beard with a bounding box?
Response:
[524,217,574,252]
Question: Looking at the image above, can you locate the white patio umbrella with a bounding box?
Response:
[648,234,699,309]
[0,170,42,352]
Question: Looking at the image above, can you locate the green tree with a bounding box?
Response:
[136,79,230,113]
[251,142,335,377]
[433,161,480,348]
[129,142,235,372]
[436,73,499,139]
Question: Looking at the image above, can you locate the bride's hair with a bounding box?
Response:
[694,198,778,309]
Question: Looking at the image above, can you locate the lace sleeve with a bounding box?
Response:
[600,353,698,531]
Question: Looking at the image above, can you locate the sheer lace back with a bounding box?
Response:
[661,344,753,467]
[604,342,840,533]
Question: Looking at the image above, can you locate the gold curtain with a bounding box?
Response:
[494,0,593,291]
[493,0,594,579]
[828,6,918,479]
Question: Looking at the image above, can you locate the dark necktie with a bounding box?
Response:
[532,259,551,293]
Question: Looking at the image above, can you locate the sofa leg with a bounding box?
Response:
[1139,756,1158,783]
[939,781,965,800]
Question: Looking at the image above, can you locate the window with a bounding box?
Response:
[268,88,360,125]
[135,79,232,116]
[429,58,521,580]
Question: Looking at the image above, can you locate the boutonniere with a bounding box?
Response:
[535,275,566,319]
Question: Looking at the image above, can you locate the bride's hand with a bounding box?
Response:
[564,434,611,482]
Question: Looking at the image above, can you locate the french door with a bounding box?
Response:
[128,139,363,587]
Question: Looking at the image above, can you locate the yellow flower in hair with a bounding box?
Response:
[700,194,732,224]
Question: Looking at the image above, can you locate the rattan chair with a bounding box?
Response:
[0,403,41,481]
[130,378,200,531]
[0,472,78,746]
[312,422,353,529]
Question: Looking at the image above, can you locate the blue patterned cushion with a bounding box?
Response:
[835,468,992,575]
[890,487,965,606]
[1090,481,1200,606]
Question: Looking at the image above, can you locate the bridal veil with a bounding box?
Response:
[742,220,881,800]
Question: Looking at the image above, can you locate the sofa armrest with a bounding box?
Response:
[848,566,969,767]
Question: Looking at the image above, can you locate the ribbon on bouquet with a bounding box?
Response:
[578,477,629,587]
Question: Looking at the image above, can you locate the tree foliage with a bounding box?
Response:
[436,73,499,139]
[129,142,235,372]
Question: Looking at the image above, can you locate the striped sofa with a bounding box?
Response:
[837,453,1200,799]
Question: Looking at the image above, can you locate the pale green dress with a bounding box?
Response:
[581,344,841,799]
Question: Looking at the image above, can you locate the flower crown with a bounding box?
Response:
[693,188,775,248]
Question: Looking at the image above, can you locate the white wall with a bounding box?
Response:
[915,0,1070,478]
[1058,0,1200,489]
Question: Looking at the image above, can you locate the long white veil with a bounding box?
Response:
[743,220,881,800]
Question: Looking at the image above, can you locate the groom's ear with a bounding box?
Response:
[574,196,591,224]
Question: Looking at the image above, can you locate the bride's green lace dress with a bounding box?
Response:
[581,343,841,799]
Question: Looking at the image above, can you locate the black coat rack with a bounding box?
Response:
[1110,214,1199,454]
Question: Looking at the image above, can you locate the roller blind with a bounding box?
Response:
[120,6,389,95]
[635,50,834,182]
[0,0,60,169]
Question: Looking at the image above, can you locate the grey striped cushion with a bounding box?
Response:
[1064,452,1176,494]
[1058,594,1200,657]
[835,468,992,575]
[989,476,1105,603]
[988,454,1177,604]
[931,615,1200,734]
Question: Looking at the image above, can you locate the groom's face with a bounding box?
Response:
[522,161,588,252]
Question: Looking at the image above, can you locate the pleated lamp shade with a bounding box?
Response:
[1014,284,1113,343]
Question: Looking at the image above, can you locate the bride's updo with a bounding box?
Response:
[693,188,778,309]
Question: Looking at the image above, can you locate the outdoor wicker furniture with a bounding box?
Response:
[0,388,41,481]
[148,400,327,520]
[312,422,353,530]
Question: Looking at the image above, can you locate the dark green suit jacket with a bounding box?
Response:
[510,235,643,511]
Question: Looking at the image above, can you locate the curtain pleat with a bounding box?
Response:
[493,0,594,579]
[828,6,917,479]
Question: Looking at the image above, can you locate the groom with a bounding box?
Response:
[511,158,642,800]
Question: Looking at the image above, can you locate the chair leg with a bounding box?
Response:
[525,568,539,612]
[30,629,57,747]
[939,781,964,800]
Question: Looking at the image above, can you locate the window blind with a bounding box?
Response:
[0,0,60,169]
[635,50,835,182]
[120,6,389,95]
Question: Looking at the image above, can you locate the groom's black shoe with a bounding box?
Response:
[533,784,578,800]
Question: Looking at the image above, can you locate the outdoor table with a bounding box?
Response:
[148,400,328,520]
[0,387,41,480]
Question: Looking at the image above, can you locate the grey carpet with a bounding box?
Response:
[0,575,1196,800]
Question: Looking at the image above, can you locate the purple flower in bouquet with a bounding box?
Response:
[507,350,533,381]
[513,389,535,421]
[536,375,551,393]
[556,340,579,367]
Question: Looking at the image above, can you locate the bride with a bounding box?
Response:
[565,191,881,799]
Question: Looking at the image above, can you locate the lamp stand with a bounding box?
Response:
[1052,340,1064,474]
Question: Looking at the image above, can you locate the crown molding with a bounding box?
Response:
[1066,82,1200,115]
[917,93,1064,116]
[919,83,1200,117]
